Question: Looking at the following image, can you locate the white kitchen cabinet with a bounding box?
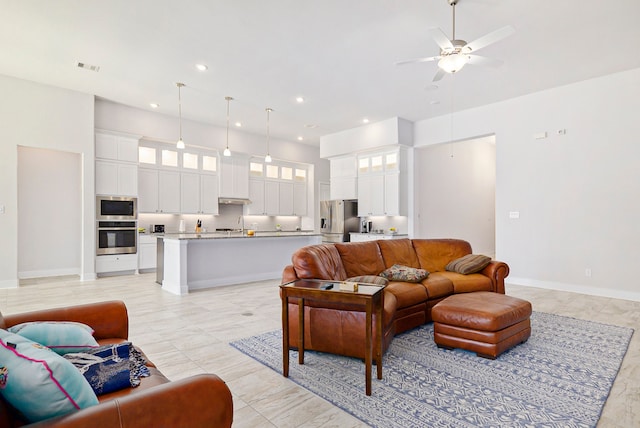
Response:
[350,233,407,242]
[138,234,157,270]
[357,174,384,216]
[95,132,138,197]
[246,179,266,215]
[293,182,307,216]
[95,160,138,196]
[264,181,279,215]
[330,155,357,200]
[138,169,180,213]
[95,133,138,163]
[181,172,200,214]
[220,155,249,199]
[200,174,219,214]
[96,254,137,274]
[357,148,407,216]
[279,182,294,215]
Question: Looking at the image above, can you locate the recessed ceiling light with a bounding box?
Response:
[195,64,208,71]
[297,136,304,141]
[150,103,159,109]
[295,96,305,103]
[362,118,370,124]
[235,122,242,127]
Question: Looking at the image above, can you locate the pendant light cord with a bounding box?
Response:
[225,97,231,150]
[178,85,183,139]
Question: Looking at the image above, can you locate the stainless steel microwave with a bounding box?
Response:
[96,196,137,221]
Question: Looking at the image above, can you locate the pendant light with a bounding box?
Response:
[223,96,233,156]
[176,83,186,149]
[264,107,273,163]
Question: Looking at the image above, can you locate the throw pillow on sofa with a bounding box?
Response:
[0,329,98,423]
[8,321,99,355]
[446,254,492,275]
[379,264,429,283]
[346,275,389,286]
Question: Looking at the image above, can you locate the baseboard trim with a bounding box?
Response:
[0,279,18,289]
[18,268,80,279]
[507,276,640,302]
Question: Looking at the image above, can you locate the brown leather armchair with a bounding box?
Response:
[0,301,233,428]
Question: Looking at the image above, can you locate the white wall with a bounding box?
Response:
[18,147,82,277]
[413,67,640,301]
[0,74,95,287]
[415,137,496,256]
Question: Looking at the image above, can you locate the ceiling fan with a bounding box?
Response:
[396,0,515,82]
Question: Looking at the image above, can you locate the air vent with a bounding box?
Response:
[76,62,100,72]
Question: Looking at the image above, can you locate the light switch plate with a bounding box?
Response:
[509,211,520,219]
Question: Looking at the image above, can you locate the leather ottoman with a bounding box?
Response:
[431,291,532,359]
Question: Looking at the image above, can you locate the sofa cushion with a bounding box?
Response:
[292,244,347,280]
[412,239,472,272]
[377,239,421,269]
[436,271,493,293]
[420,273,455,299]
[346,275,389,286]
[0,329,98,423]
[446,254,492,274]
[334,241,386,278]
[380,264,429,283]
[384,282,429,309]
[8,321,99,355]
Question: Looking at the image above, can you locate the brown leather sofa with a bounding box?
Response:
[0,301,233,428]
[281,238,509,360]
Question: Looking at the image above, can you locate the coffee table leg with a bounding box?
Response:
[365,299,372,396]
[282,294,289,377]
[298,298,305,365]
[376,293,383,380]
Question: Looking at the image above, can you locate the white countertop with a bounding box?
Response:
[160,231,320,240]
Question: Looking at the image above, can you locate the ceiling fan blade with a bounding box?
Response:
[429,28,454,51]
[395,56,440,66]
[432,68,446,82]
[466,55,504,68]
[462,25,515,53]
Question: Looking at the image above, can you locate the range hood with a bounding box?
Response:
[218,197,251,205]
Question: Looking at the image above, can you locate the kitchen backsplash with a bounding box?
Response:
[139,204,303,234]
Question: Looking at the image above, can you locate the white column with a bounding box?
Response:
[162,238,189,295]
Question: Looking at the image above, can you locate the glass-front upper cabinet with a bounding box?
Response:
[202,155,217,172]
[161,149,179,167]
[250,161,264,177]
[281,166,293,180]
[182,152,198,170]
[266,164,279,179]
[295,168,307,182]
[385,151,398,171]
[138,146,157,165]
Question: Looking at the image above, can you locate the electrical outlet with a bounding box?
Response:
[585,268,592,278]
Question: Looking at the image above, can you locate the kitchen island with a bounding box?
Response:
[159,231,322,295]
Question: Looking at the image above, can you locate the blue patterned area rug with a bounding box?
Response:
[230,312,633,428]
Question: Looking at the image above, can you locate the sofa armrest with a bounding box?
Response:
[28,374,233,428]
[481,261,510,294]
[281,265,299,284]
[2,301,129,341]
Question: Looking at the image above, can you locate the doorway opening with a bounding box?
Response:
[415,135,496,256]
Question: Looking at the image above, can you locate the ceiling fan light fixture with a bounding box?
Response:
[438,53,469,73]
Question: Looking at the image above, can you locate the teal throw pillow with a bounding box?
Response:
[8,321,99,355]
[0,329,98,423]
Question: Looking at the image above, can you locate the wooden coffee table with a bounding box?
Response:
[280,279,384,396]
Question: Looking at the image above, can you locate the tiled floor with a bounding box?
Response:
[2,274,638,427]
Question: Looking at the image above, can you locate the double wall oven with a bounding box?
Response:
[96,196,137,255]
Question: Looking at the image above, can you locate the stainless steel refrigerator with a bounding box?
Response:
[320,199,359,243]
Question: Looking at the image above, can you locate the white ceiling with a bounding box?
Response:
[2,0,639,146]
